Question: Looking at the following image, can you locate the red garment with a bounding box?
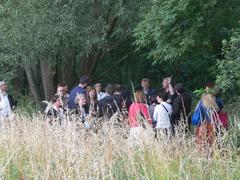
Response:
[128,103,151,127]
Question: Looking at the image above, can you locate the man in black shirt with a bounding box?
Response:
[140,78,157,105]
[99,84,119,118]
[171,83,192,134]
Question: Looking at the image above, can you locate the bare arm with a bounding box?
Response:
[168,77,175,95]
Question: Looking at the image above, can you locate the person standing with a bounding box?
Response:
[57,83,69,110]
[86,86,99,117]
[68,76,89,110]
[94,83,107,101]
[153,91,172,137]
[192,93,219,152]
[128,90,152,139]
[0,81,15,118]
[162,77,176,104]
[99,84,119,118]
[149,94,158,127]
[113,84,124,112]
[171,83,192,134]
[46,94,64,125]
[140,78,156,105]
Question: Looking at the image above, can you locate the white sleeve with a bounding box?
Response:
[153,106,158,122]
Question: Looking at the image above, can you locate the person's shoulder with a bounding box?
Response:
[101,92,107,95]
[69,86,77,94]
[173,95,181,102]
[154,104,162,110]
[129,102,137,108]
[163,102,172,108]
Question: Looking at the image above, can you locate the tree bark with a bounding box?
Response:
[40,61,56,101]
[80,52,103,79]
[59,52,78,88]
[24,66,41,104]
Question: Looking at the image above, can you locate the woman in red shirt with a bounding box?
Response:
[128,90,152,128]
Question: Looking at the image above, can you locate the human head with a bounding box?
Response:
[57,83,66,97]
[134,90,146,103]
[79,76,90,88]
[201,93,218,111]
[75,93,87,106]
[175,83,185,95]
[141,78,150,90]
[157,91,168,103]
[0,81,8,93]
[63,84,68,93]
[150,94,158,105]
[205,82,215,93]
[114,84,122,94]
[51,94,62,108]
[162,77,169,89]
[87,86,97,101]
[105,84,114,96]
[94,83,102,93]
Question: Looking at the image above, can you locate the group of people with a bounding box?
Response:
[0,76,227,150]
[44,76,192,130]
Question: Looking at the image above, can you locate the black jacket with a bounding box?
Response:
[171,93,192,126]
[8,94,16,110]
[99,95,122,118]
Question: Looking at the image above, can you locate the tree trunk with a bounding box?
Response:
[80,52,103,79]
[13,69,27,95]
[59,52,78,89]
[40,61,56,101]
[24,66,41,104]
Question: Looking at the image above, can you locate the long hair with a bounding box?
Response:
[134,90,146,103]
[201,93,219,112]
[86,86,97,105]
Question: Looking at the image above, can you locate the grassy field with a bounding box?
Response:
[0,112,239,179]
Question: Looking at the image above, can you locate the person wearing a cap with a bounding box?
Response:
[0,81,15,118]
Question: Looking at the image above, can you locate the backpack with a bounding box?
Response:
[218,111,228,129]
[192,102,202,126]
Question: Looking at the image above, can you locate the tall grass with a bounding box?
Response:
[0,113,239,179]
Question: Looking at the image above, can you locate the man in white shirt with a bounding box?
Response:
[0,81,13,118]
[94,83,107,101]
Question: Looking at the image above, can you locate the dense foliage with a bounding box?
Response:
[0,0,240,102]
[134,0,240,92]
[216,30,240,97]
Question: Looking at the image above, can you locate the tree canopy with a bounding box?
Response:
[0,0,240,103]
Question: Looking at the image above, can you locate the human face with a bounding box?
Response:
[157,96,162,103]
[55,98,62,108]
[57,86,65,97]
[141,80,149,89]
[95,83,101,93]
[64,85,68,94]
[78,96,86,106]
[89,89,96,99]
[1,83,8,92]
[162,79,169,89]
